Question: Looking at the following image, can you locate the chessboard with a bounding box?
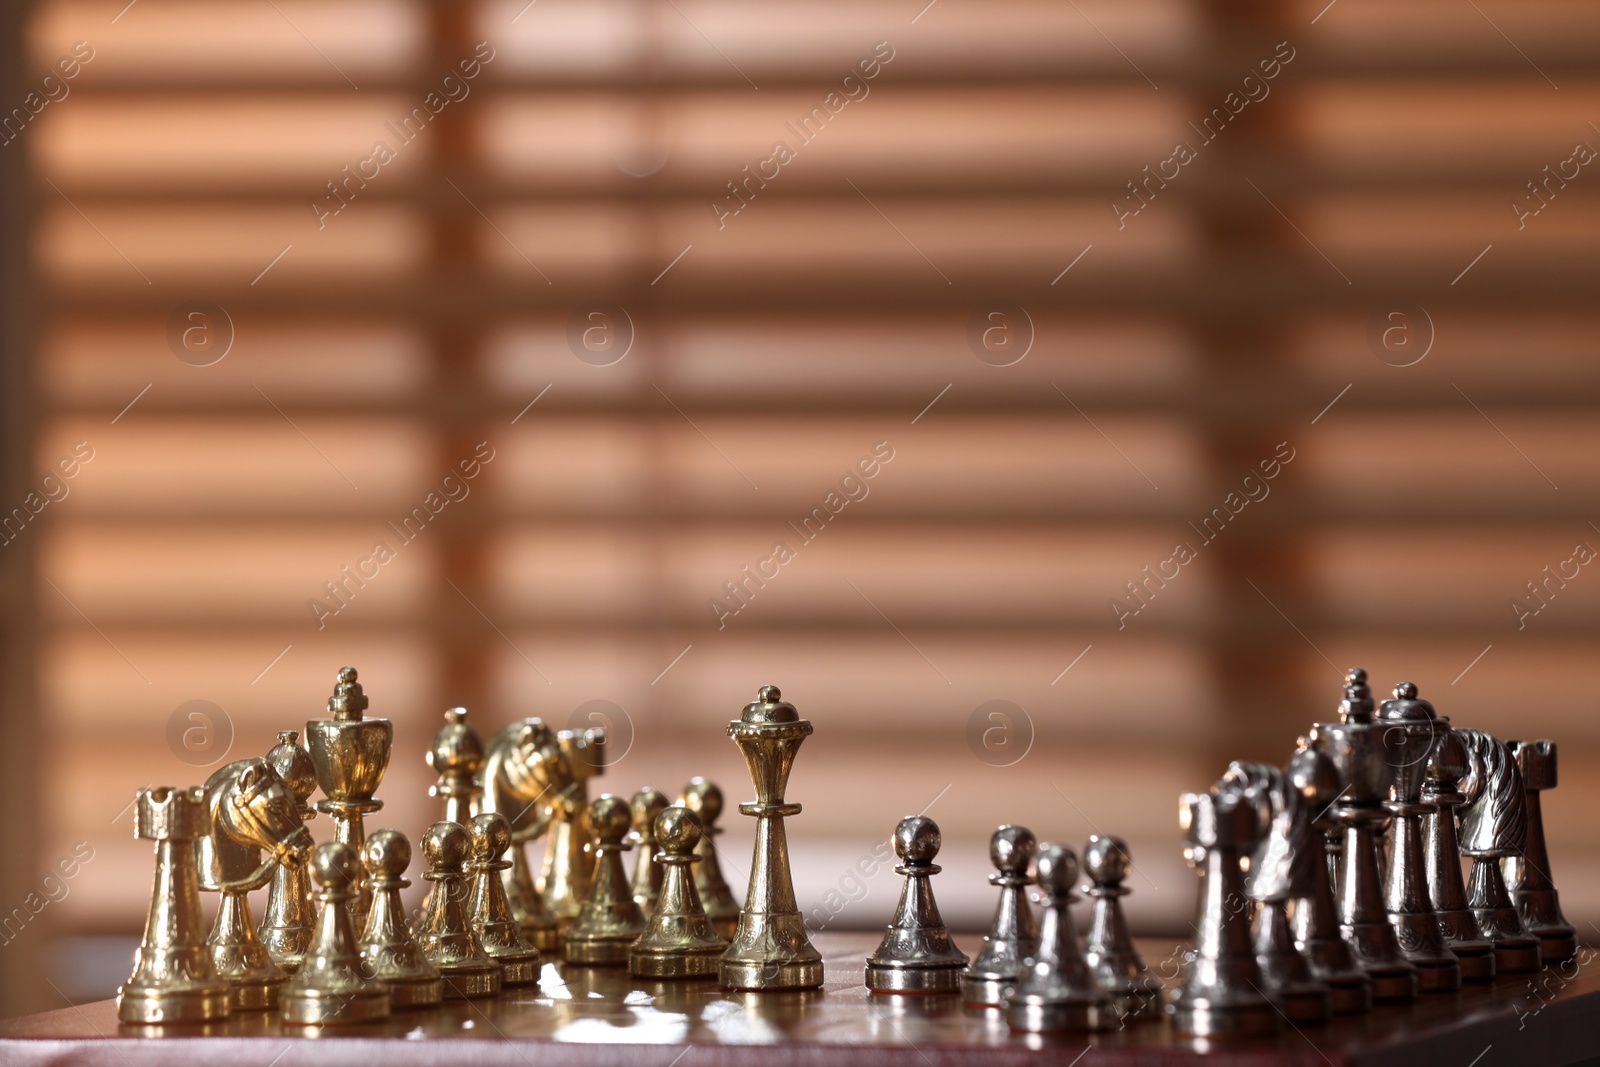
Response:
[1,932,1595,1067]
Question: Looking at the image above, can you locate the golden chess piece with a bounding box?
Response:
[629,787,669,914]
[259,730,318,973]
[480,718,576,953]
[563,794,645,964]
[468,812,543,986]
[359,830,442,1009]
[539,726,606,927]
[720,685,824,991]
[305,666,392,932]
[680,777,741,940]
[198,758,315,1011]
[631,807,728,978]
[118,786,232,1024]
[427,706,483,825]
[281,842,391,1026]
[417,821,502,998]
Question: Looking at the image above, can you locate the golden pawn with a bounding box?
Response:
[468,813,543,986]
[680,777,741,940]
[427,707,483,825]
[359,830,442,1009]
[259,730,319,973]
[118,786,232,1024]
[417,821,501,998]
[562,795,645,964]
[629,787,669,914]
[281,842,391,1026]
[631,807,728,978]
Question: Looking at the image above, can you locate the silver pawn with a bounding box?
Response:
[865,816,968,993]
[1005,843,1111,1033]
[1081,835,1162,1023]
[1286,740,1372,1013]
[1457,729,1542,973]
[1170,790,1277,1038]
[962,825,1039,1008]
[1505,740,1578,964]
[1423,723,1496,981]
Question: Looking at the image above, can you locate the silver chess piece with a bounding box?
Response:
[865,816,968,993]
[1170,790,1277,1038]
[1081,835,1162,1023]
[962,824,1039,1008]
[1309,668,1418,1002]
[1376,683,1461,993]
[1286,740,1372,1013]
[259,730,318,974]
[1220,763,1331,1024]
[280,842,391,1026]
[1423,724,1495,981]
[1457,728,1542,973]
[1005,843,1111,1033]
[1505,739,1577,964]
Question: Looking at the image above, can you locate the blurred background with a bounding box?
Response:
[1,0,1599,1018]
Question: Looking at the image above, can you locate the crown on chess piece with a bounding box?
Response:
[480,718,575,953]
[306,666,392,932]
[468,813,542,985]
[198,758,315,1011]
[1505,739,1577,964]
[539,727,606,928]
[1457,729,1542,973]
[281,842,391,1025]
[1169,791,1278,1037]
[721,685,825,990]
[564,794,646,964]
[629,787,669,914]
[963,824,1039,1008]
[865,816,968,993]
[259,731,318,974]
[359,830,442,1009]
[418,821,502,997]
[118,786,232,1024]
[630,806,729,978]
[1422,724,1496,981]
[1005,843,1111,1033]
[680,777,740,940]
[1081,835,1163,1023]
[427,707,484,826]
[1286,740,1373,1013]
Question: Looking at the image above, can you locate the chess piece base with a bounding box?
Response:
[1490,939,1543,974]
[564,937,634,966]
[960,975,1013,1008]
[720,957,824,991]
[866,961,966,994]
[116,984,231,1025]
[1324,974,1371,1015]
[1367,966,1419,1002]
[631,945,724,979]
[524,921,561,954]
[386,973,444,1009]
[1006,996,1105,1033]
[1534,929,1578,966]
[1411,956,1461,993]
[280,987,390,1026]
[1168,999,1278,1038]
[225,974,286,1012]
[441,964,502,998]
[1453,946,1495,982]
[492,950,542,986]
[1266,983,1331,1024]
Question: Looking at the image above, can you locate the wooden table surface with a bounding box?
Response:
[1,934,1596,1067]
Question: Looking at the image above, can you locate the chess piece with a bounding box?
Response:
[1504,739,1578,964]
[720,685,825,990]
[418,821,501,997]
[1169,790,1276,1037]
[1456,728,1542,973]
[480,718,576,953]
[1286,740,1373,1014]
[1423,724,1496,981]
[1081,835,1163,1023]
[281,842,391,1025]
[259,731,318,974]
[118,786,232,1024]
[564,794,646,964]
[305,666,392,931]
[865,816,968,993]
[1005,843,1111,1033]
[680,777,741,940]
[962,824,1039,1008]
[629,787,669,914]
[467,812,543,985]
[539,726,607,927]
[359,829,442,1008]
[1220,763,1331,1024]
[198,758,315,1010]
[427,706,483,825]
[1309,668,1418,1002]
[1376,683,1461,993]
[631,806,728,977]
